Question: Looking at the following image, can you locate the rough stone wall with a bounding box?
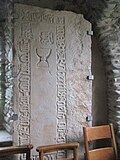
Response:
[97,1,120,148]
[0,0,14,133]
[85,0,120,153]
[0,24,5,129]
[14,0,82,13]
[3,0,14,134]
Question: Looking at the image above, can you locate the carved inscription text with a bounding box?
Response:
[17,23,31,145]
[56,23,67,145]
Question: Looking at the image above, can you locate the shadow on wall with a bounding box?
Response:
[92,36,108,126]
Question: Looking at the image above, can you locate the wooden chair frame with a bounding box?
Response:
[36,142,79,160]
[83,124,118,160]
[0,144,33,160]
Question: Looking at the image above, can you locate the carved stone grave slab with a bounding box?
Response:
[13,3,92,159]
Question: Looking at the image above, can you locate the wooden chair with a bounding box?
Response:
[0,144,33,160]
[36,142,79,160]
[83,124,118,160]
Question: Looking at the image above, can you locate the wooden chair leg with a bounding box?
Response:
[26,150,30,160]
[74,147,78,160]
[40,151,44,160]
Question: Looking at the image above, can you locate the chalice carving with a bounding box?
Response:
[36,47,52,67]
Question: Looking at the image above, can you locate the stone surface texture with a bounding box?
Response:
[13,3,92,159]
[0,25,5,129]
[3,0,14,134]
[87,0,120,151]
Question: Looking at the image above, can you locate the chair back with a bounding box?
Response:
[83,124,118,160]
[0,144,33,160]
[36,142,79,160]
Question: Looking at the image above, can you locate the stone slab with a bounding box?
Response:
[13,3,92,159]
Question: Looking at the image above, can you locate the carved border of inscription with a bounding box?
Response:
[56,18,67,146]
[17,22,32,145]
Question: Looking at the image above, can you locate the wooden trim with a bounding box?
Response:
[0,144,33,159]
[110,124,118,160]
[83,127,90,160]
[36,143,79,153]
[36,142,79,160]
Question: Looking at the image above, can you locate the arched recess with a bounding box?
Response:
[84,0,120,150]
